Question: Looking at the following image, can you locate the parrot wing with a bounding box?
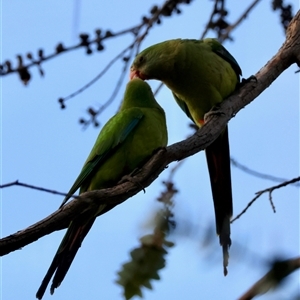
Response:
[60,110,144,207]
[205,39,242,78]
[172,92,194,123]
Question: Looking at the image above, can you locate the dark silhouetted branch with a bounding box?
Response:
[231,157,300,186]
[231,176,300,223]
[238,257,300,300]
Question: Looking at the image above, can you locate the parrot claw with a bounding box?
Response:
[239,75,257,88]
[119,169,146,193]
[204,105,225,123]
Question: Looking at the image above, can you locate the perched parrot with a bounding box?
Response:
[36,78,168,299]
[130,38,242,274]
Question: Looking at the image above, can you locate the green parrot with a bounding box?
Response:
[36,78,168,299]
[130,38,242,274]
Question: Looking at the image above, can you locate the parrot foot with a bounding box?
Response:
[204,105,225,123]
[119,169,146,193]
[239,75,257,88]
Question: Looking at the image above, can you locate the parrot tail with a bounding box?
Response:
[205,126,233,275]
[36,217,96,299]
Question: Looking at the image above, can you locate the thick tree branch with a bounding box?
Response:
[1,10,299,257]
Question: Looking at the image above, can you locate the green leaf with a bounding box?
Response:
[116,233,175,299]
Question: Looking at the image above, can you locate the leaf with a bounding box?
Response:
[116,233,174,300]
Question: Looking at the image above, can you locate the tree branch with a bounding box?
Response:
[219,0,262,42]
[200,0,262,41]
[230,158,300,186]
[0,0,192,83]
[1,9,299,257]
[238,257,300,300]
[231,176,300,223]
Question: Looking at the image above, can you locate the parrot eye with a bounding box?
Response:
[138,56,145,64]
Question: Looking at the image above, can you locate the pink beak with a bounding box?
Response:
[130,68,148,80]
[129,69,138,80]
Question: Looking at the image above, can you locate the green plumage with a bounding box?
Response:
[131,38,241,125]
[130,38,242,274]
[36,78,168,299]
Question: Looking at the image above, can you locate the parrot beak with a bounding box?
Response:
[129,69,138,80]
[130,68,147,80]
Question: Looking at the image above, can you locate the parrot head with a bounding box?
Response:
[130,40,178,81]
[130,52,153,80]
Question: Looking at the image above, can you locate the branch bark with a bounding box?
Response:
[1,10,299,257]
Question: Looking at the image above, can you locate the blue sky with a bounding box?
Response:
[1,1,299,299]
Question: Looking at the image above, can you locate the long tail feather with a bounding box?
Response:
[36,217,96,299]
[205,126,233,275]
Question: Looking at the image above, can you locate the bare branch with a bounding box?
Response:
[200,0,220,39]
[60,45,133,106]
[78,45,136,128]
[219,0,262,42]
[231,157,300,186]
[0,0,192,82]
[256,176,300,194]
[238,257,300,300]
[0,180,73,198]
[200,0,262,41]
[231,176,300,223]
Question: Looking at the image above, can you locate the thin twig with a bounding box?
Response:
[1,0,191,79]
[200,0,220,39]
[0,25,141,77]
[134,0,180,54]
[231,158,300,186]
[255,176,300,194]
[0,180,74,198]
[62,45,133,104]
[231,176,300,223]
[80,44,136,128]
[153,82,164,96]
[219,0,262,42]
